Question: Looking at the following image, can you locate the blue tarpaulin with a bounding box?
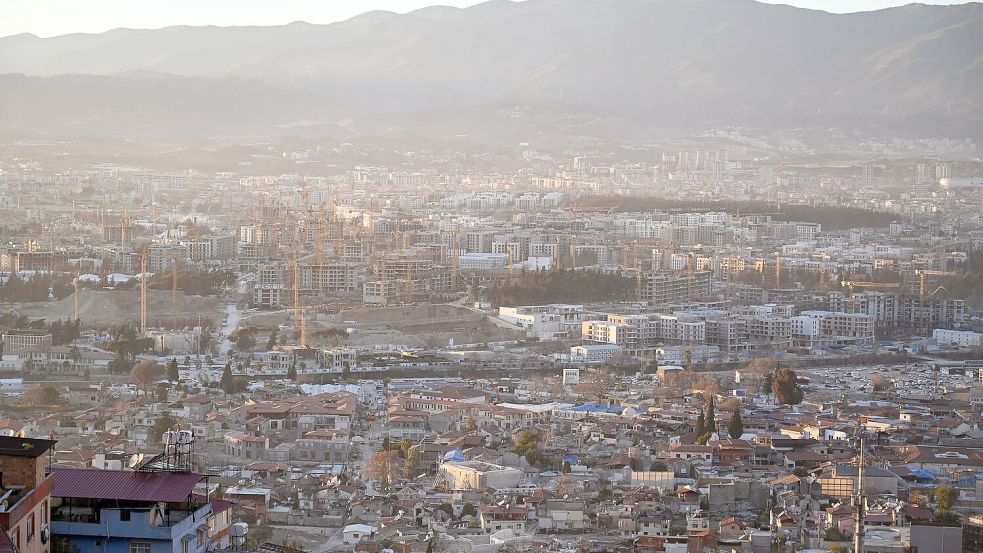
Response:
[442,449,465,462]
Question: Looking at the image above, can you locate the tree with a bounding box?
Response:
[221,361,234,394]
[266,330,278,351]
[581,366,616,403]
[131,361,164,396]
[728,407,744,439]
[695,409,706,441]
[695,374,720,397]
[650,460,668,472]
[772,368,804,404]
[761,372,774,395]
[513,429,551,468]
[870,374,892,392]
[404,447,422,476]
[108,353,132,375]
[287,362,297,381]
[151,412,177,443]
[936,486,959,513]
[235,327,256,352]
[24,386,61,407]
[466,415,478,432]
[167,358,180,382]
[365,450,404,489]
[397,438,414,458]
[705,396,716,436]
[682,348,694,370]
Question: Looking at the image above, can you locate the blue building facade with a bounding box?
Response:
[50,468,213,553]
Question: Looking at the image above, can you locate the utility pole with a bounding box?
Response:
[854,437,865,553]
[74,270,81,322]
[140,250,148,336]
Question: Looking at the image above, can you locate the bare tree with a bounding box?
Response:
[131,360,164,397]
[365,450,405,490]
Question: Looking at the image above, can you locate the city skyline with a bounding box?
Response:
[1,0,976,38]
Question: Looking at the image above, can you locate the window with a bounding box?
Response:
[130,542,152,553]
[197,528,207,548]
[120,510,131,521]
[27,514,35,542]
[182,539,189,553]
[11,529,18,550]
[41,501,48,524]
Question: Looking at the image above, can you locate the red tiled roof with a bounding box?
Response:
[53,468,202,503]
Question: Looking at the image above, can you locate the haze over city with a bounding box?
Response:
[0,2,981,553]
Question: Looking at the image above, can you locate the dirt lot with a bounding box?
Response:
[17,289,226,327]
[316,303,524,348]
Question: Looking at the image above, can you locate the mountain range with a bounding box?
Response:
[2,0,981,144]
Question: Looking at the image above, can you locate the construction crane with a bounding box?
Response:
[293,261,307,348]
[775,254,781,289]
[171,256,179,330]
[450,230,460,290]
[571,235,578,270]
[918,269,956,299]
[74,270,81,322]
[917,269,956,330]
[841,281,901,293]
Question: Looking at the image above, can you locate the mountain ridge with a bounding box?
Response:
[1,0,981,142]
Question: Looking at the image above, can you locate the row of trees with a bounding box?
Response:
[147,268,235,296]
[486,269,635,306]
[573,196,899,230]
[0,272,74,303]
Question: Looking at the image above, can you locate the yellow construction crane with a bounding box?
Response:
[918,269,956,299]
[841,281,901,292]
[293,260,307,348]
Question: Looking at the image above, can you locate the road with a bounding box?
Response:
[218,303,241,356]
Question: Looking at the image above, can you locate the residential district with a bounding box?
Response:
[0,140,982,553]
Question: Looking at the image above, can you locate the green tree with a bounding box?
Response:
[728,406,744,439]
[151,412,177,443]
[705,396,716,436]
[513,429,551,468]
[287,362,297,381]
[167,358,180,382]
[772,367,804,404]
[266,330,278,351]
[221,361,235,394]
[936,486,959,513]
[650,460,668,472]
[695,408,706,440]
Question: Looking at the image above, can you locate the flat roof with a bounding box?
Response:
[0,435,56,458]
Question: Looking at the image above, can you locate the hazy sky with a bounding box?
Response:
[1,0,975,38]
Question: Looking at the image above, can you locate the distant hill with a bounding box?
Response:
[2,0,981,142]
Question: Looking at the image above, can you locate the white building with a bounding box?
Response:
[570,344,621,364]
[933,329,983,348]
[458,253,509,270]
